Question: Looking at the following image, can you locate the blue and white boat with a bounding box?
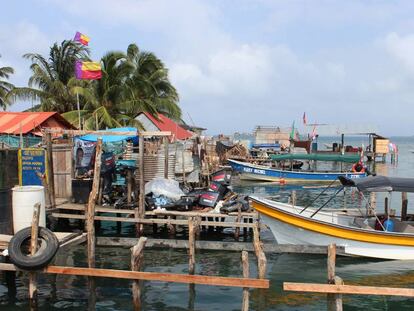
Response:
[228,158,366,183]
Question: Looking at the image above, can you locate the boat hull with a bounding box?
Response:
[250,197,414,260]
[228,159,366,183]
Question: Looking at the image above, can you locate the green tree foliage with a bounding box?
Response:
[0,54,15,110]
[63,43,181,130]
[10,40,90,113]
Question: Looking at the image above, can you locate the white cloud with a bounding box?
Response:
[4,0,414,134]
[384,32,414,71]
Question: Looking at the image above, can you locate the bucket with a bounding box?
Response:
[0,188,13,235]
[12,186,46,233]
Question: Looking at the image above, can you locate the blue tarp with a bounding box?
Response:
[79,127,138,143]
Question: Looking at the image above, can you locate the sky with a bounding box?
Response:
[2,0,414,136]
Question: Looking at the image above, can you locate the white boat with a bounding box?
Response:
[250,176,414,260]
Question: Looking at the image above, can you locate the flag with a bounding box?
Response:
[74,31,90,46]
[290,121,295,140]
[75,60,102,80]
[303,112,307,125]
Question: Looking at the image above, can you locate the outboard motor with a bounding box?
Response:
[199,192,220,208]
[211,169,232,185]
[208,181,228,200]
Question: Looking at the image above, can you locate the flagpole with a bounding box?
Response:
[76,92,81,130]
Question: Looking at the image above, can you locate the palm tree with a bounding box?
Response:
[10,40,90,113]
[63,51,139,129]
[0,54,15,110]
[63,44,181,130]
[124,44,181,120]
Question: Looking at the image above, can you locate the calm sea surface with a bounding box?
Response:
[2,136,414,310]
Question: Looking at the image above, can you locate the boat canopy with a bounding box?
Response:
[339,175,414,193]
[270,153,360,163]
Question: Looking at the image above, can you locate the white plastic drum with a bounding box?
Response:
[12,186,46,233]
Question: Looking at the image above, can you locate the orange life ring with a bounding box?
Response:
[352,162,365,173]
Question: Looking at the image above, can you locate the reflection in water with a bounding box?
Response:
[1,137,414,310]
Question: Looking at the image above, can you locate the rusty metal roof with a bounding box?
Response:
[0,112,75,135]
[142,112,193,140]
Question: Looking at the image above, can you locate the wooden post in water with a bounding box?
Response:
[131,237,147,310]
[291,191,297,207]
[188,217,196,275]
[327,244,343,311]
[188,217,196,310]
[252,224,266,279]
[86,138,102,269]
[137,135,145,235]
[164,136,169,179]
[234,205,242,240]
[45,133,56,209]
[401,192,408,221]
[241,251,249,311]
[384,197,389,216]
[86,139,101,311]
[29,203,41,309]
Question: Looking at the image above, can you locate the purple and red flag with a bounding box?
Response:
[75,60,102,80]
[74,31,90,46]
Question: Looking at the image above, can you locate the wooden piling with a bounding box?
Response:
[234,205,242,240]
[137,135,145,235]
[252,225,266,279]
[401,192,408,221]
[327,244,342,311]
[163,137,169,179]
[241,251,249,311]
[182,144,186,185]
[127,170,133,204]
[384,197,389,216]
[188,217,196,275]
[45,133,56,209]
[29,203,41,309]
[131,237,147,310]
[291,190,297,207]
[86,138,102,269]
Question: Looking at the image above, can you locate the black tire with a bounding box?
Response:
[8,227,59,270]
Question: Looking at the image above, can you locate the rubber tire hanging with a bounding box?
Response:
[8,227,59,270]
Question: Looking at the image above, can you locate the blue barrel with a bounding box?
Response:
[0,188,13,234]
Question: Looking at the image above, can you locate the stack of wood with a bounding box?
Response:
[222,143,248,163]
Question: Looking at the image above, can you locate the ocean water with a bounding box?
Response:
[1,136,414,310]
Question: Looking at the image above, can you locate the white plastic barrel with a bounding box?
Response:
[12,186,46,233]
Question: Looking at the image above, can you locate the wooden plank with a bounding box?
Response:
[86,139,102,269]
[283,282,414,297]
[95,237,346,254]
[241,251,249,311]
[51,213,257,228]
[59,233,87,250]
[0,263,269,289]
[57,203,256,218]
